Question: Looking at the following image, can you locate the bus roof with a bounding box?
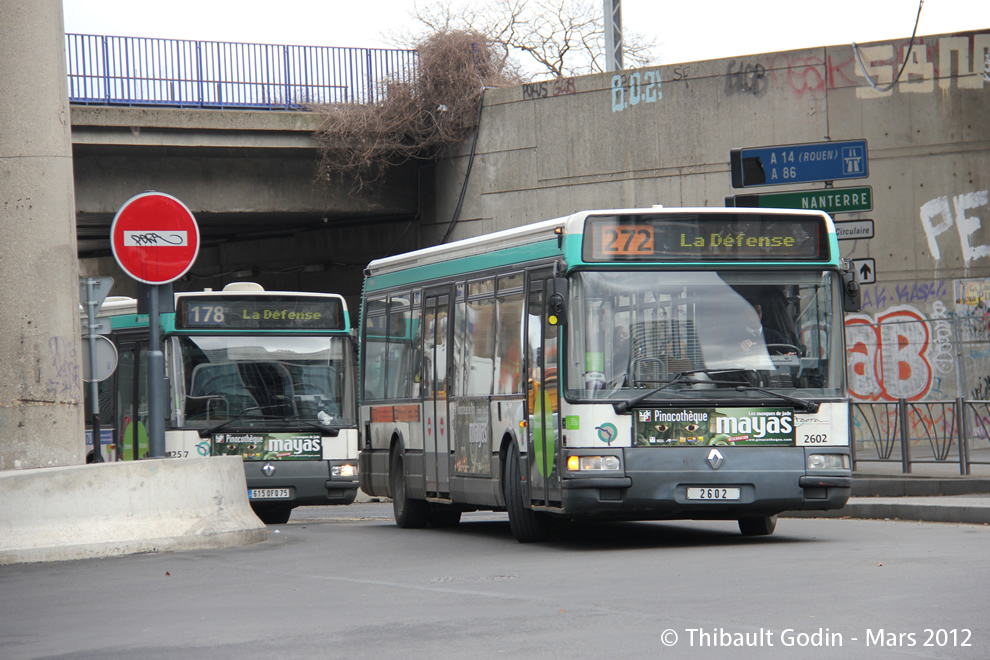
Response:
[365,207,836,279]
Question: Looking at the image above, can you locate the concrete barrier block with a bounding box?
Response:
[0,456,267,565]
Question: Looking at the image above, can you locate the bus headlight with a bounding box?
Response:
[567,455,621,471]
[332,463,357,477]
[807,454,849,470]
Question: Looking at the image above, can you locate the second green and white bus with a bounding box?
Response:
[84,283,359,524]
[359,208,859,541]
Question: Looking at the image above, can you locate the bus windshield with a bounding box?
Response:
[173,335,356,428]
[565,269,844,401]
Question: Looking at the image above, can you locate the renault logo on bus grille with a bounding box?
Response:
[707,448,724,470]
[262,463,276,477]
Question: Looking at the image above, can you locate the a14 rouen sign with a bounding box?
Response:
[730,139,869,188]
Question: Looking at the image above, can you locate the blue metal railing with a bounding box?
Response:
[65,34,418,109]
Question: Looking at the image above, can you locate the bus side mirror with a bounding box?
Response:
[841,269,861,313]
[548,293,566,326]
[548,277,568,326]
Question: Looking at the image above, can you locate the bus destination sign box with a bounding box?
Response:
[726,185,873,215]
[730,139,868,188]
[176,295,345,330]
[584,213,829,262]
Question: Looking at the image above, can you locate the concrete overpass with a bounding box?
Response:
[72,105,422,305]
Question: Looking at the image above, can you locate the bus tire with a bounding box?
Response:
[738,514,777,536]
[504,443,552,543]
[391,450,429,528]
[428,504,462,528]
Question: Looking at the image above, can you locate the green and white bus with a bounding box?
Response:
[359,208,860,541]
[84,283,359,524]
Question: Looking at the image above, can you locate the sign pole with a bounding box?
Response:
[80,276,115,462]
[85,279,103,463]
[147,285,165,458]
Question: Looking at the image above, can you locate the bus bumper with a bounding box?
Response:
[243,460,359,508]
[556,446,851,519]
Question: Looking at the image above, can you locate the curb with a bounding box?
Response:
[784,498,990,525]
[852,476,990,498]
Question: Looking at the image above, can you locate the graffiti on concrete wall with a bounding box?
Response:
[522,78,578,100]
[725,59,769,97]
[47,336,82,402]
[859,281,947,311]
[721,34,989,101]
[610,69,662,112]
[846,305,932,401]
[954,278,990,343]
[847,278,990,403]
[954,279,990,401]
[920,190,990,266]
[853,34,990,98]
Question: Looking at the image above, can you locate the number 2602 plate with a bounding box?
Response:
[687,487,741,500]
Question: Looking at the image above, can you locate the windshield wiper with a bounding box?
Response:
[614,371,702,414]
[198,405,338,437]
[734,384,820,413]
[199,405,266,437]
[288,416,339,435]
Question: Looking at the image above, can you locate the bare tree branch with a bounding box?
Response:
[402,0,659,79]
[311,31,519,189]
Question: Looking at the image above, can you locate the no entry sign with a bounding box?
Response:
[110,192,200,284]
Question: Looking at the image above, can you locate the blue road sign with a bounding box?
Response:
[730,139,869,188]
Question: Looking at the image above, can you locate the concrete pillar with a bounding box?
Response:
[0,2,84,469]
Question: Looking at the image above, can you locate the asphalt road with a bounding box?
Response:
[2,502,988,659]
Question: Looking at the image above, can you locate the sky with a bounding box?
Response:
[62,0,990,67]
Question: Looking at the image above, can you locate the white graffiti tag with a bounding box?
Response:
[920,190,990,265]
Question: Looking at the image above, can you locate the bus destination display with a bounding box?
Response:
[177,295,344,330]
[585,213,827,262]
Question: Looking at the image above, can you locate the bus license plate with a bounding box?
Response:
[687,487,741,500]
[249,488,290,500]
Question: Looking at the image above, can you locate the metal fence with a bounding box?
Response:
[851,399,990,474]
[65,34,418,109]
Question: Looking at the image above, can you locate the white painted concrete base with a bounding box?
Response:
[0,456,267,565]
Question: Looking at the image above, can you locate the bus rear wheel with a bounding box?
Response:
[738,514,777,536]
[391,451,429,528]
[504,444,552,543]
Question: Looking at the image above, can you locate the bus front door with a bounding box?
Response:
[423,290,451,496]
[115,335,150,461]
[526,274,561,507]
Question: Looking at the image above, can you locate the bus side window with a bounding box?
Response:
[495,291,524,395]
[363,297,387,401]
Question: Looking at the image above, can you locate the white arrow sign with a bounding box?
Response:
[852,258,876,284]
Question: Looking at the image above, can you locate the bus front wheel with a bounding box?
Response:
[391,451,429,528]
[504,444,552,543]
[738,514,777,536]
